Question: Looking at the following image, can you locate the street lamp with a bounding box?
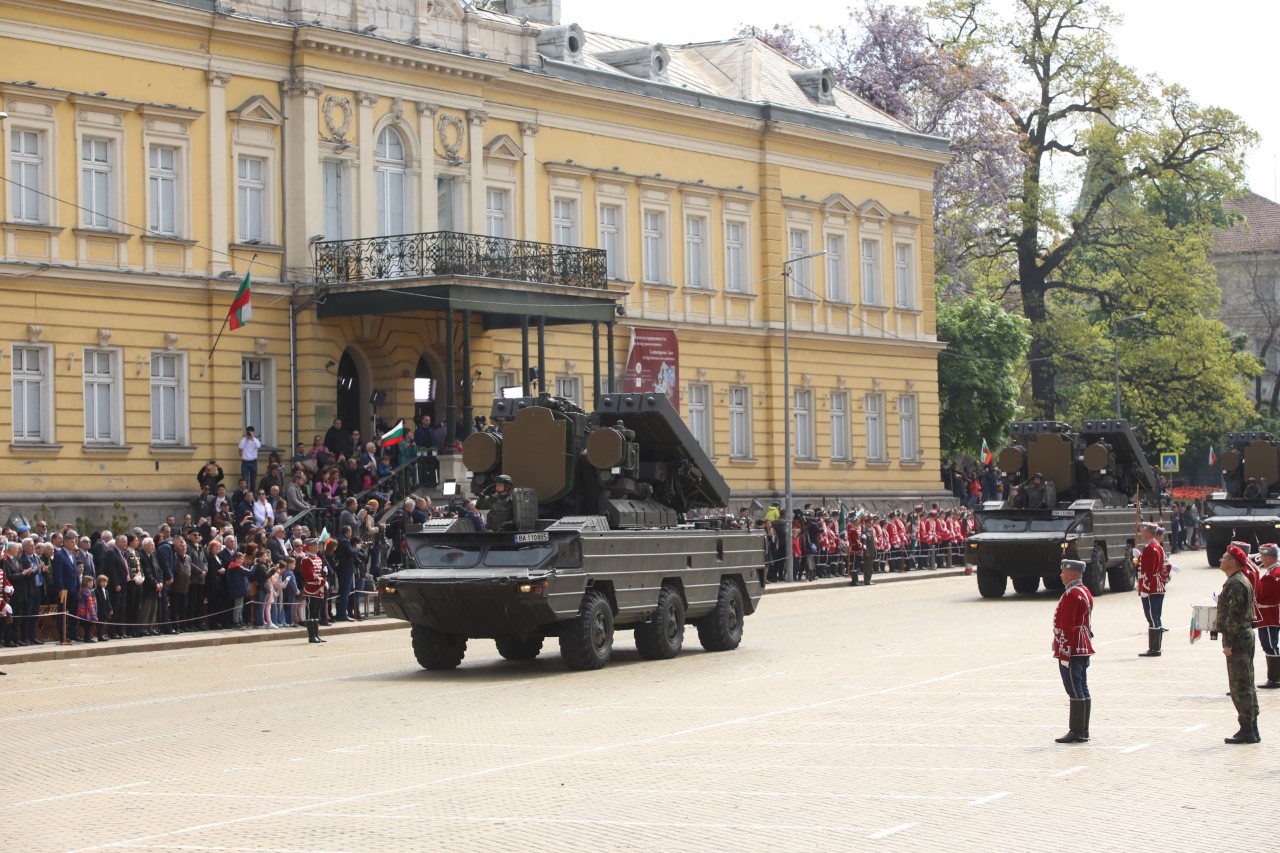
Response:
[1112,312,1146,420]
[781,249,826,580]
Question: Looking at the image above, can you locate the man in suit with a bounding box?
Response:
[100,533,129,640]
[333,526,363,622]
[51,532,80,644]
[267,525,289,564]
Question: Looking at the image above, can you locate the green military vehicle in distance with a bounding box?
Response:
[1202,431,1280,566]
[378,393,766,671]
[966,420,1159,598]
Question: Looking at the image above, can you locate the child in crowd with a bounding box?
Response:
[76,575,98,642]
[95,574,112,641]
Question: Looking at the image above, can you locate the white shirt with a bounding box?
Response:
[252,498,273,528]
[238,435,261,462]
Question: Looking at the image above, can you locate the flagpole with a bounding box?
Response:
[203,254,256,376]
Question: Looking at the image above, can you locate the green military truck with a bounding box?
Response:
[378,393,766,670]
[1202,431,1280,566]
[967,420,1158,598]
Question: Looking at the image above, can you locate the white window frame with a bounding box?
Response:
[321,159,348,241]
[83,348,123,445]
[147,144,180,236]
[788,228,813,297]
[437,174,464,233]
[899,393,919,461]
[492,369,517,398]
[376,127,408,238]
[685,214,710,289]
[724,218,748,293]
[553,197,579,247]
[599,202,625,280]
[865,392,886,462]
[80,137,115,230]
[485,187,510,239]
[554,375,582,406]
[830,390,851,461]
[236,154,267,244]
[793,388,815,460]
[728,385,752,459]
[241,356,275,446]
[9,128,47,224]
[11,344,54,444]
[150,351,188,447]
[642,208,669,284]
[894,242,916,309]
[825,233,849,302]
[687,381,712,453]
[861,238,883,306]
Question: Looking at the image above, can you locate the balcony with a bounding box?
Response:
[314,231,608,291]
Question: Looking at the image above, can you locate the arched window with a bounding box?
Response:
[375,127,406,236]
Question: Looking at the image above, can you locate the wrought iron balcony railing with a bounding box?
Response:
[314,231,609,290]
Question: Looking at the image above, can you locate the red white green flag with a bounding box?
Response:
[1209,446,1218,467]
[981,438,993,466]
[380,419,406,448]
[228,270,252,330]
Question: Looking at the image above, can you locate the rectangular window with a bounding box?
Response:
[725,220,746,293]
[688,382,711,452]
[10,130,44,224]
[84,349,119,444]
[150,352,185,445]
[236,155,266,243]
[728,385,751,458]
[865,392,885,461]
[599,204,622,279]
[793,389,814,460]
[485,189,509,238]
[148,145,179,236]
[81,137,113,229]
[831,391,850,460]
[553,198,578,246]
[12,345,50,443]
[826,234,847,302]
[895,243,915,308]
[437,176,459,231]
[322,160,345,241]
[861,238,882,305]
[241,357,268,438]
[685,215,709,289]
[788,229,810,297]
[554,376,582,406]
[642,210,667,284]
[899,393,919,461]
[493,370,517,398]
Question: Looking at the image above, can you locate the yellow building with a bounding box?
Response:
[0,0,950,523]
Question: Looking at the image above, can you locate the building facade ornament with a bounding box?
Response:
[206,70,232,87]
[519,121,540,137]
[165,332,180,351]
[322,94,353,142]
[467,109,489,126]
[26,324,43,344]
[96,328,112,347]
[355,90,379,107]
[282,80,323,99]
[438,113,465,161]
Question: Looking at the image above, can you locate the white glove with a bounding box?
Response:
[1,603,11,616]
[1131,548,1141,559]
[3,584,12,596]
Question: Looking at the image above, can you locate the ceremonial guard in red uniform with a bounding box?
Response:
[1255,543,1280,689]
[887,511,907,572]
[873,518,890,574]
[300,539,327,644]
[1137,522,1167,657]
[846,515,864,585]
[1053,558,1095,743]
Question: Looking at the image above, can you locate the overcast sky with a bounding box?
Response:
[563,0,1279,200]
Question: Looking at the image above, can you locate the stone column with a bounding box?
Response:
[467,109,488,234]
[206,70,231,275]
[417,102,438,233]
[520,121,539,241]
[356,90,379,238]
[282,79,323,269]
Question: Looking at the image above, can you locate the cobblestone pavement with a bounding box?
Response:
[6,549,1273,852]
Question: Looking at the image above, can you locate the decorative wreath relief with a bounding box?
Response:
[438,113,465,161]
[323,95,353,143]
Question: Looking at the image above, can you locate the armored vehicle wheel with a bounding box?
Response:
[495,635,544,661]
[635,585,686,660]
[1083,546,1107,596]
[1011,575,1040,595]
[1107,559,1136,593]
[560,590,615,670]
[1206,541,1224,568]
[411,624,467,670]
[697,580,745,652]
[977,569,1007,598]
[1042,574,1065,591]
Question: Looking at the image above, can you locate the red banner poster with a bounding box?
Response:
[623,328,680,411]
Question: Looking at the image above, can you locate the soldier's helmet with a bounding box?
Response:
[494,474,513,489]
[1031,471,1044,480]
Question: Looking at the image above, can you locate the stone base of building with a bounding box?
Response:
[1,492,197,535]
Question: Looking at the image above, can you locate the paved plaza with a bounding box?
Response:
[7,550,1275,852]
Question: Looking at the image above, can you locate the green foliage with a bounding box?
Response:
[937,296,1030,458]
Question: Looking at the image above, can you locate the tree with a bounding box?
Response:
[936,295,1029,458]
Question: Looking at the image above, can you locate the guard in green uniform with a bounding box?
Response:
[1218,543,1261,744]
[479,475,516,532]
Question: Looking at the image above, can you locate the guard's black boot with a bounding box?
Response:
[1260,656,1280,689]
[307,620,322,644]
[1055,699,1087,743]
[1225,716,1259,744]
[1138,628,1162,657]
[1079,698,1091,742]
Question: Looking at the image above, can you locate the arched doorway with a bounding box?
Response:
[414,355,437,425]
[336,347,372,442]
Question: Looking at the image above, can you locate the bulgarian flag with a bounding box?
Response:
[318,527,331,545]
[981,438,993,466]
[1209,446,1218,468]
[228,270,252,330]
[380,419,406,448]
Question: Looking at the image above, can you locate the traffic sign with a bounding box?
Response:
[1160,453,1179,473]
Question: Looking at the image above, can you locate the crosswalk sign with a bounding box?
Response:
[1160,453,1179,473]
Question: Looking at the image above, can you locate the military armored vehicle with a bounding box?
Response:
[377,392,766,670]
[966,420,1159,598]
[1202,431,1280,565]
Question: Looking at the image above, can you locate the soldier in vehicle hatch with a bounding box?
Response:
[1019,472,1049,509]
[478,474,516,532]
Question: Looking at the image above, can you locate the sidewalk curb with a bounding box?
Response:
[0,618,406,666]
[764,568,968,595]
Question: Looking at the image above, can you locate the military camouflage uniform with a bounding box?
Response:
[478,492,515,532]
[1219,570,1259,730]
